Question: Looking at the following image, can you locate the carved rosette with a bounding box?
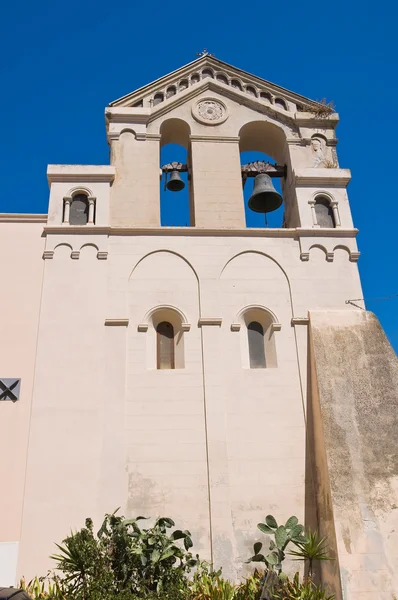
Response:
[192,98,228,125]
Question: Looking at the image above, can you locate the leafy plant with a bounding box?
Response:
[288,530,333,578]
[248,515,307,574]
[50,511,198,599]
[190,571,236,600]
[273,572,335,600]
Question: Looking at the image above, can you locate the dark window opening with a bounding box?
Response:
[248,321,266,369]
[315,197,335,228]
[69,194,89,225]
[157,321,175,369]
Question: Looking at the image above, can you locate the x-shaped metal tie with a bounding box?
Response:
[0,379,20,402]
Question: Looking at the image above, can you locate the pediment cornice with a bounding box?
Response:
[106,79,317,137]
[108,56,334,119]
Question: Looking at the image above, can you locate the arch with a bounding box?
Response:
[246,85,257,97]
[179,79,188,91]
[308,244,329,258]
[314,196,336,228]
[119,128,137,138]
[160,118,191,149]
[275,98,287,110]
[201,68,214,78]
[53,243,73,259]
[141,304,190,327]
[129,249,200,288]
[333,245,352,259]
[190,73,200,84]
[141,305,189,370]
[53,242,73,253]
[79,243,99,252]
[153,92,164,106]
[239,120,287,164]
[234,304,280,325]
[231,79,243,90]
[166,86,177,99]
[68,186,93,198]
[311,132,327,144]
[216,73,228,84]
[260,91,272,102]
[234,305,280,369]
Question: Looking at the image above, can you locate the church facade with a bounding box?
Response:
[1,56,397,599]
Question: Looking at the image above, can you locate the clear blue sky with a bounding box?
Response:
[1,0,396,351]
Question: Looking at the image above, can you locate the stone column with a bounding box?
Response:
[88,197,96,224]
[63,197,71,224]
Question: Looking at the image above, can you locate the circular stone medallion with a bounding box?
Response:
[192,98,228,125]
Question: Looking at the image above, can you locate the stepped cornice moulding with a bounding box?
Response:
[294,168,351,186]
[47,165,115,184]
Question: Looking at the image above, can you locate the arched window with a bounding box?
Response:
[275,98,287,110]
[179,79,188,91]
[315,197,335,228]
[69,194,89,225]
[153,93,164,106]
[156,321,175,369]
[247,321,266,369]
[191,73,200,84]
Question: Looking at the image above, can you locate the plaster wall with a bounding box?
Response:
[0,221,45,584]
[110,132,160,227]
[15,230,364,582]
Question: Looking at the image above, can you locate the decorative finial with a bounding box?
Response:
[196,48,214,57]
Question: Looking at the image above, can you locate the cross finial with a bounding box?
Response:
[196,48,214,58]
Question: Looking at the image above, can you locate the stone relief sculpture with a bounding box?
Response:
[311,136,326,167]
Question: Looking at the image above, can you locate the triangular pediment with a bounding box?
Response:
[108,55,326,115]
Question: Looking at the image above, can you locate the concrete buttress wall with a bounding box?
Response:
[308,310,398,600]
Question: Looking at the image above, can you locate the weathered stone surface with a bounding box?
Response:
[309,310,398,600]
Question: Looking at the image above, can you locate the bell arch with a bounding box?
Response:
[159,118,192,227]
[239,121,288,229]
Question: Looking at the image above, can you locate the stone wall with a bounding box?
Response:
[308,310,398,599]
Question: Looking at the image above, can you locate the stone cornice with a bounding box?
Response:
[108,55,329,112]
[294,168,351,186]
[47,165,115,184]
[42,225,359,238]
[0,214,48,223]
[190,135,240,143]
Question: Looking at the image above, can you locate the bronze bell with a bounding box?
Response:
[166,170,185,192]
[248,174,283,213]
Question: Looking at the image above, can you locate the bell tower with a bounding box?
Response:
[2,54,395,600]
